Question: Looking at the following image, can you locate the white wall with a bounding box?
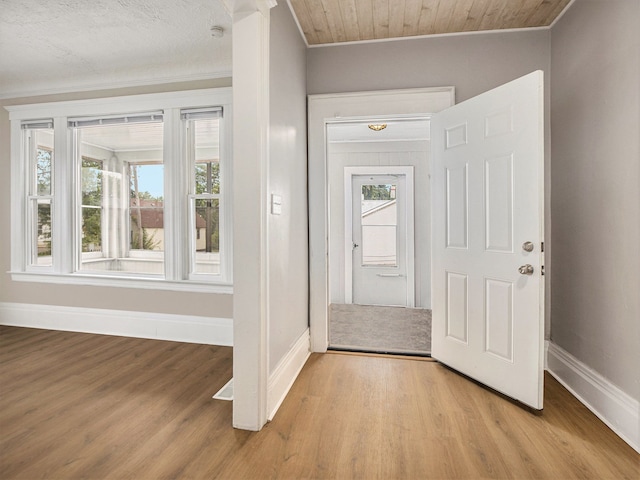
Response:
[268,3,309,373]
[230,1,309,431]
[550,0,640,402]
[328,141,431,307]
[0,79,234,320]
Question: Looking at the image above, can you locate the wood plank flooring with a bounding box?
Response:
[1,326,638,479]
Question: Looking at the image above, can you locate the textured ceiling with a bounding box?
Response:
[0,0,232,99]
[289,0,572,45]
[1,0,574,99]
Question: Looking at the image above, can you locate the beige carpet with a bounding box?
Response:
[329,303,431,355]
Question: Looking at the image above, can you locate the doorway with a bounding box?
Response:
[326,121,430,355]
[309,72,545,409]
[308,88,455,352]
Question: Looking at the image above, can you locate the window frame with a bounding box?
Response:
[26,132,55,271]
[78,156,104,261]
[184,110,225,282]
[8,88,233,293]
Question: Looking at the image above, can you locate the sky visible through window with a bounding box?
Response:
[136,164,163,198]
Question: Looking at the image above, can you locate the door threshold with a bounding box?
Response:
[328,346,432,360]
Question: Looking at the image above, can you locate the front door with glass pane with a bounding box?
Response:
[348,171,413,307]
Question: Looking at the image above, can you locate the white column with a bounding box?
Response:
[231,1,273,431]
[53,116,73,273]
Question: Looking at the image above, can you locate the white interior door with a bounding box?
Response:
[431,71,545,409]
[345,167,415,307]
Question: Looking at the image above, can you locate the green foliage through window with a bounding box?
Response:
[362,184,395,201]
[81,159,103,252]
[36,149,52,195]
[195,161,220,252]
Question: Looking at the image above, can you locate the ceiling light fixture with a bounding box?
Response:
[368,123,387,131]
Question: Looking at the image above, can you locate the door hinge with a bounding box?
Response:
[541,242,544,252]
[541,265,545,276]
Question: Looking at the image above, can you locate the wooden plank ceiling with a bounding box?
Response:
[288,0,572,45]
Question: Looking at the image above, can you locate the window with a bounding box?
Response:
[184,109,223,277]
[73,118,165,275]
[9,89,232,292]
[360,184,398,267]
[80,158,103,253]
[22,121,55,268]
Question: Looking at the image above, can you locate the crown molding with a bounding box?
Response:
[0,71,232,102]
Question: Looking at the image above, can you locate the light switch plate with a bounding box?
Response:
[271,194,282,215]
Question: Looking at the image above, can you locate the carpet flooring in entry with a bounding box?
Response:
[329,303,431,355]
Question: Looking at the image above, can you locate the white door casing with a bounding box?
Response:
[308,88,455,352]
[431,71,545,409]
[344,168,414,307]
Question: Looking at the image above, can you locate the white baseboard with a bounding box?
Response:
[546,341,639,454]
[267,328,311,421]
[0,302,233,346]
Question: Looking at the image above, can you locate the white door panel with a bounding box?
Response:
[432,71,545,409]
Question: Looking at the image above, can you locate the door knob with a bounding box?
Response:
[519,264,534,275]
[522,241,534,252]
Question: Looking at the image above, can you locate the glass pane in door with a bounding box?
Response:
[360,184,397,266]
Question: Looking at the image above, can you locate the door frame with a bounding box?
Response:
[344,166,415,307]
[308,88,455,352]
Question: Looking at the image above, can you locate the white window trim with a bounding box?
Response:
[7,88,233,293]
[183,107,230,283]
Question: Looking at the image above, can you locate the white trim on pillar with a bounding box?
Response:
[231,3,273,431]
[226,0,278,19]
[267,329,310,421]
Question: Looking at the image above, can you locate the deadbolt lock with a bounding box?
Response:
[522,241,534,252]
[519,264,534,275]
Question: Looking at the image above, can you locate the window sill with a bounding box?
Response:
[10,271,233,294]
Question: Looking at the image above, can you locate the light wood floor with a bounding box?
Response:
[1,326,638,479]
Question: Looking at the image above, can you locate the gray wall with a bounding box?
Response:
[0,79,234,319]
[307,30,550,102]
[550,0,640,400]
[268,3,309,373]
[307,29,553,334]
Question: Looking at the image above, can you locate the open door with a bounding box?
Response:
[431,71,545,409]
